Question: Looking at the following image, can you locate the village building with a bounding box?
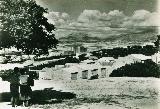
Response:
[39,60,112,80]
[98,57,115,66]
[130,54,152,63]
[71,72,78,80]
[82,70,88,79]
[152,52,160,64]
[101,68,107,78]
[39,70,52,80]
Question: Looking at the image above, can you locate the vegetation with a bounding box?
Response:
[78,54,89,61]
[31,56,80,70]
[92,45,157,59]
[110,60,160,78]
[0,69,13,81]
[0,0,58,55]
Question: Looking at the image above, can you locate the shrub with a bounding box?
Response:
[91,45,157,58]
[110,60,160,78]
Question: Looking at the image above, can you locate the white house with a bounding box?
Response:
[63,66,82,80]
[82,59,95,64]
[130,54,151,63]
[100,67,107,78]
[39,70,52,80]
[98,57,115,66]
[152,52,160,64]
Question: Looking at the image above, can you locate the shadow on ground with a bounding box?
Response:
[0,88,76,104]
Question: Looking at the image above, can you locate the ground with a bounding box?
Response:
[0,77,160,109]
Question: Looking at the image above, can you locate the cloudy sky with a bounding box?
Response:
[36,0,159,39]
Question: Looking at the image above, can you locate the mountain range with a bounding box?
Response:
[59,31,157,43]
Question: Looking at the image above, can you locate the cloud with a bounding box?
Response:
[44,12,70,26]
[45,10,158,38]
[64,10,129,38]
[77,10,126,28]
[122,10,160,27]
[104,10,126,27]
[78,10,101,23]
[44,9,159,28]
[76,10,157,37]
[132,10,150,20]
[77,9,159,28]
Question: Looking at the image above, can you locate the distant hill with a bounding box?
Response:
[59,32,100,42]
[59,31,157,43]
[104,31,157,42]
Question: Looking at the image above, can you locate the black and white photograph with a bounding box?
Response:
[0,0,160,108]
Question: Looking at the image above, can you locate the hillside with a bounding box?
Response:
[1,77,159,109]
[110,32,157,42]
[59,32,100,42]
[59,31,157,43]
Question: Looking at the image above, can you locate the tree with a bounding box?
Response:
[0,0,58,55]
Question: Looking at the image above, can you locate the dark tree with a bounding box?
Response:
[0,0,58,55]
[142,45,157,56]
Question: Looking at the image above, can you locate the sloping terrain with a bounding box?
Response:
[59,30,157,43]
[32,77,160,109]
[59,32,100,42]
[1,77,160,109]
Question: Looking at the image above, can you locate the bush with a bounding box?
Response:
[110,60,160,78]
[78,54,88,61]
[0,69,13,81]
[32,57,80,70]
[91,45,157,58]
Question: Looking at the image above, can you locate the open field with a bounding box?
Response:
[0,77,160,109]
[31,77,160,109]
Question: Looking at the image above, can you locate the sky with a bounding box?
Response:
[35,0,159,39]
[36,0,157,18]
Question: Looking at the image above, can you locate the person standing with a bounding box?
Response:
[9,67,20,107]
[19,68,31,107]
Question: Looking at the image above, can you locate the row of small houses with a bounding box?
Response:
[35,57,115,80]
[29,54,156,80]
[39,63,110,80]
[26,55,156,81]
[0,52,157,81]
